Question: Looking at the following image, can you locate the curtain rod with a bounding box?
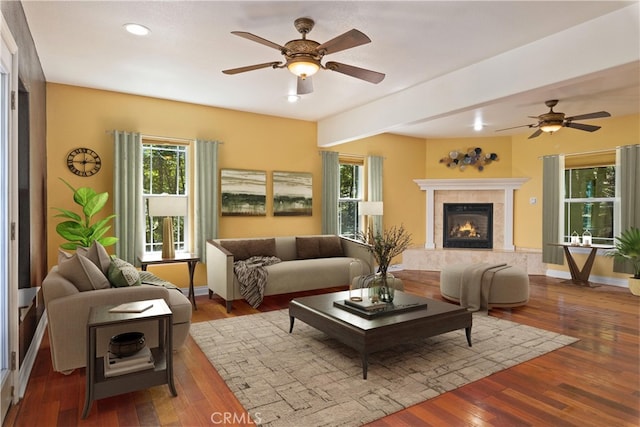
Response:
[538,145,638,160]
[318,151,387,159]
[105,130,223,144]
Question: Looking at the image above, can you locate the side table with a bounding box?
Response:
[82,298,176,419]
[138,252,200,310]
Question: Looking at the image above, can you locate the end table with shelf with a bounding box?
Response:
[138,252,200,310]
[82,298,176,419]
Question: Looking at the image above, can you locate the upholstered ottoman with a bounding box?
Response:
[440,263,529,310]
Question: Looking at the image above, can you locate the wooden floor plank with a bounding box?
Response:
[4,272,639,426]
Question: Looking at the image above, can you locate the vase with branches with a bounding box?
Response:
[358,224,412,302]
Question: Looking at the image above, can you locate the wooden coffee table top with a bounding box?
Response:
[290,290,468,331]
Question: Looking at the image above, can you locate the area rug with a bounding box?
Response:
[190,309,578,426]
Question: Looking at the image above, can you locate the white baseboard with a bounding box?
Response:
[19,310,47,398]
[546,269,628,288]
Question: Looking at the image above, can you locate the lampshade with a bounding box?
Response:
[148,195,187,217]
[358,201,384,216]
[540,121,563,133]
[287,57,320,79]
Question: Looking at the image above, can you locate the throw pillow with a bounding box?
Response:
[296,237,320,259]
[108,257,141,288]
[221,238,277,260]
[58,252,111,292]
[220,240,251,261]
[77,241,111,275]
[319,236,344,258]
[247,238,277,258]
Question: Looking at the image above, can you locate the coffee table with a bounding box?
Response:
[289,290,472,379]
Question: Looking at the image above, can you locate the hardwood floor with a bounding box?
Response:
[5,271,639,426]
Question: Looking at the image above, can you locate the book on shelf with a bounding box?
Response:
[104,346,155,377]
[109,301,154,313]
[344,298,389,312]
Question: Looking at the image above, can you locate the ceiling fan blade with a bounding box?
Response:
[297,76,313,95]
[325,61,385,84]
[231,31,286,51]
[528,129,543,139]
[222,61,282,75]
[564,111,611,121]
[316,29,371,55]
[495,124,537,132]
[565,122,601,132]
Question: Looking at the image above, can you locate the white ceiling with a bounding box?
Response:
[21,1,640,146]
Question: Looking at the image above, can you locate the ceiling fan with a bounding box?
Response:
[496,99,611,139]
[222,17,385,95]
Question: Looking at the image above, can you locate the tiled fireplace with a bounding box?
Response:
[404,178,545,274]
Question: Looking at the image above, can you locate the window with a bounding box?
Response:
[142,142,188,253]
[338,162,363,238]
[564,165,615,245]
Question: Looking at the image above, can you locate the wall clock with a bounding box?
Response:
[66,147,102,177]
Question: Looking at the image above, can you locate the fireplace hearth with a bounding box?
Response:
[443,203,493,249]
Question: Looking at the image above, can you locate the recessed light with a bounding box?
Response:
[474,117,483,131]
[124,23,150,36]
[287,95,300,103]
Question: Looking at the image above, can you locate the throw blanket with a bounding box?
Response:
[139,271,183,293]
[459,263,510,312]
[234,256,281,308]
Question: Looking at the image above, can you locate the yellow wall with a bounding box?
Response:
[45,83,639,286]
[45,84,427,286]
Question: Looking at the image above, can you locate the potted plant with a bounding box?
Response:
[358,224,412,302]
[53,178,118,250]
[606,226,640,296]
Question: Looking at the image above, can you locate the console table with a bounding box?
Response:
[138,252,200,310]
[549,243,614,287]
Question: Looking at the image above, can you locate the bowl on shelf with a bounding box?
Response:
[109,332,145,357]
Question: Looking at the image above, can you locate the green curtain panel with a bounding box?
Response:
[542,155,564,265]
[194,139,219,262]
[367,155,384,236]
[614,144,640,274]
[321,151,339,235]
[113,131,144,265]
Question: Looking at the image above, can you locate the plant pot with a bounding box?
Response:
[628,277,640,296]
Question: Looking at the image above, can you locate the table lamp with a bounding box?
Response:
[358,201,384,233]
[147,195,187,258]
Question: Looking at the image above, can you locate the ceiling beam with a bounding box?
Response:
[317,3,640,147]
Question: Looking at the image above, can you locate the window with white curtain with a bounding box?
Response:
[142,142,189,253]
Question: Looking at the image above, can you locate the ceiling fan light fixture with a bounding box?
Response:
[540,121,563,133]
[287,58,320,79]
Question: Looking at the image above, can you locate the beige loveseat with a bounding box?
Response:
[206,235,374,312]
[42,244,192,373]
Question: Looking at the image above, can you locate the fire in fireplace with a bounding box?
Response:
[443,203,493,249]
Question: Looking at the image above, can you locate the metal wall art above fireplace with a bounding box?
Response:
[443,203,493,249]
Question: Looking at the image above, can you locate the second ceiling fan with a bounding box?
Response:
[222,17,385,95]
[497,99,611,139]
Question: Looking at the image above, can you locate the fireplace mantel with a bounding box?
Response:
[414,178,528,251]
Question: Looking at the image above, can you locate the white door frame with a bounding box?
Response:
[0,11,20,422]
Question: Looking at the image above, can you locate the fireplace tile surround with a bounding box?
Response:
[407,178,546,274]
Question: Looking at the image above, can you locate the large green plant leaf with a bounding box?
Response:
[83,192,109,220]
[56,221,89,242]
[73,186,97,208]
[52,208,82,222]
